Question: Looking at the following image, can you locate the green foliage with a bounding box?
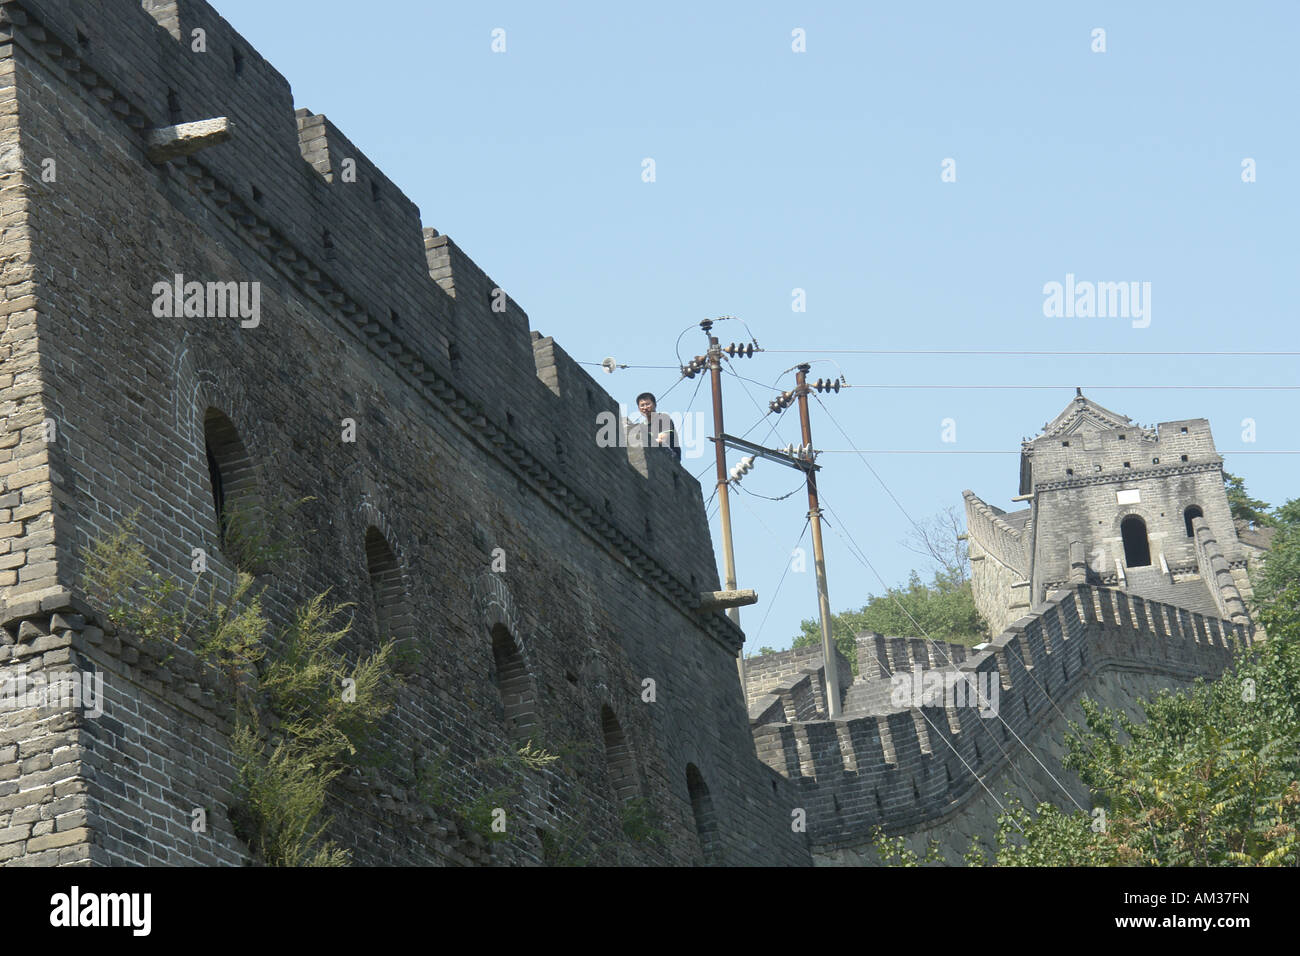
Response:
[1224,471,1273,529]
[230,726,350,868]
[971,632,1300,866]
[870,828,944,866]
[459,789,516,844]
[220,495,314,575]
[620,796,669,846]
[514,740,563,772]
[793,569,987,674]
[81,515,198,649]
[1252,497,1300,634]
[415,739,564,846]
[81,518,397,867]
[980,799,1116,866]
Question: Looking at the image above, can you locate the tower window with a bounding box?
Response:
[1184,505,1204,538]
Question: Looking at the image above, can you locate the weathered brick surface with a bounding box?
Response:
[0,0,811,866]
[747,585,1248,860]
[966,393,1260,636]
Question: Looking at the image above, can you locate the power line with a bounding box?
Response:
[723,357,796,454]
[738,483,804,502]
[748,517,809,647]
[578,361,678,370]
[811,494,1030,825]
[816,488,1086,819]
[812,393,929,545]
[781,385,1089,814]
[762,348,1300,357]
[728,376,1300,391]
[811,449,1300,454]
[838,384,1300,391]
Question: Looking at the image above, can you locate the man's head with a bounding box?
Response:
[636,392,657,419]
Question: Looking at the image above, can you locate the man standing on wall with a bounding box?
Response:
[635,392,681,462]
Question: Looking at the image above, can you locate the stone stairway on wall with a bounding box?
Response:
[1123,567,1220,617]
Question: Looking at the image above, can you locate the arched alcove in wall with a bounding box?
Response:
[1121,514,1151,567]
[685,763,721,864]
[202,406,260,569]
[491,623,538,743]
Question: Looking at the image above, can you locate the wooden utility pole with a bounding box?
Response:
[794,363,842,718]
[701,319,746,690]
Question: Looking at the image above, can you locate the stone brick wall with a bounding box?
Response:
[1191,516,1249,626]
[749,585,1249,859]
[1027,419,1242,600]
[817,668,1196,865]
[0,0,811,866]
[963,491,1030,636]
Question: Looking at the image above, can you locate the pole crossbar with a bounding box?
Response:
[715,433,819,472]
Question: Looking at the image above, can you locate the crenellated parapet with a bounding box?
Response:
[744,644,852,723]
[0,0,730,634]
[962,490,1028,576]
[1191,516,1251,628]
[749,585,1250,849]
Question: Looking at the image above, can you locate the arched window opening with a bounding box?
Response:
[1184,505,1204,538]
[491,624,538,743]
[364,527,414,662]
[685,763,721,865]
[202,407,259,569]
[601,706,639,804]
[1120,515,1151,568]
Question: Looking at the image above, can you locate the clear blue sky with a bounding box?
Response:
[217,0,1298,651]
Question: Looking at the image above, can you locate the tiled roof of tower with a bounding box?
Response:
[1034,390,1138,441]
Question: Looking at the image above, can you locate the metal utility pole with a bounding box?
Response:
[794,363,842,718]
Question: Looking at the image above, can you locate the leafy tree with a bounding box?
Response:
[792,568,987,674]
[1251,497,1300,634]
[1224,471,1273,528]
[875,482,1300,868]
[952,605,1300,866]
